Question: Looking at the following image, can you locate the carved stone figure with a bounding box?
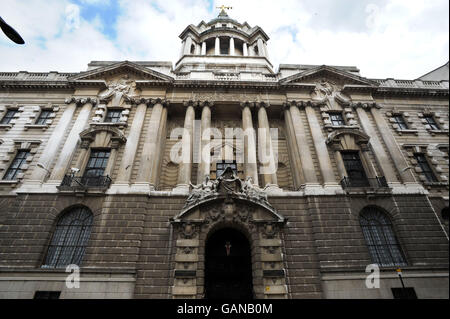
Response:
[99,75,137,105]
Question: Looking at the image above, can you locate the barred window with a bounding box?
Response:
[414,153,438,182]
[360,207,406,267]
[393,114,408,130]
[42,206,93,268]
[329,112,346,126]
[0,109,17,124]
[35,109,52,125]
[424,115,439,130]
[104,109,122,123]
[3,150,30,180]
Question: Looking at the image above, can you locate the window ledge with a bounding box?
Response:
[90,122,127,128]
[0,124,13,129]
[395,129,419,135]
[325,125,360,130]
[423,182,449,188]
[427,129,449,135]
[0,180,18,185]
[24,124,49,130]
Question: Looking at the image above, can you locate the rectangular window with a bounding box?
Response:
[35,109,52,125]
[104,109,122,123]
[0,109,18,124]
[33,291,61,299]
[216,161,237,178]
[329,112,346,126]
[83,150,110,178]
[414,153,438,182]
[391,288,417,299]
[3,150,30,180]
[393,114,408,130]
[341,151,369,187]
[424,115,440,130]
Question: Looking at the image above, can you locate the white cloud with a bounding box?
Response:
[0,0,448,78]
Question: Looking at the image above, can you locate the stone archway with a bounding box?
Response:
[170,171,288,299]
[204,227,253,299]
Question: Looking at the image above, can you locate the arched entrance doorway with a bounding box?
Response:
[205,228,253,299]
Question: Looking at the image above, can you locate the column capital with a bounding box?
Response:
[255,101,270,109]
[240,101,256,110]
[350,101,380,110]
[284,100,323,110]
[65,96,97,107]
[131,97,169,107]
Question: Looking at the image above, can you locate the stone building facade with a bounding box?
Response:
[0,10,448,299]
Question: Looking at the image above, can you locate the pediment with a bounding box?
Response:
[280,65,378,87]
[68,61,173,83]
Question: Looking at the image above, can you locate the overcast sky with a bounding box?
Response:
[0,0,448,79]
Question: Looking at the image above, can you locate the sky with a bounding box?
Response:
[0,0,448,79]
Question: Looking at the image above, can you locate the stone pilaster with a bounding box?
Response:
[134,98,169,192]
[115,98,149,185]
[47,97,97,183]
[370,105,416,184]
[24,98,79,186]
[303,102,339,191]
[353,103,400,185]
[287,101,319,190]
[241,102,259,187]
[282,104,304,189]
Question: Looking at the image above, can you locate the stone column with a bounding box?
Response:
[115,98,148,184]
[257,38,265,57]
[241,102,259,186]
[304,102,338,190]
[215,37,220,55]
[257,103,278,188]
[354,104,399,185]
[229,37,235,55]
[28,98,78,184]
[197,102,213,183]
[175,101,196,192]
[243,43,248,56]
[201,42,206,55]
[48,98,96,182]
[370,106,416,184]
[288,102,318,185]
[333,148,347,180]
[283,104,304,188]
[264,42,269,59]
[184,37,193,55]
[135,99,168,192]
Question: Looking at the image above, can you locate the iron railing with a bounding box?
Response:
[340,176,388,189]
[59,174,112,190]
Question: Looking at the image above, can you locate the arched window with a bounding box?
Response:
[359,207,406,267]
[42,206,93,268]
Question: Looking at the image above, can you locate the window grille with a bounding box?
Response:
[0,109,17,124]
[329,112,346,126]
[414,153,438,182]
[360,207,407,267]
[424,115,439,130]
[3,150,30,180]
[104,109,122,123]
[393,114,408,130]
[35,109,52,125]
[42,206,93,268]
